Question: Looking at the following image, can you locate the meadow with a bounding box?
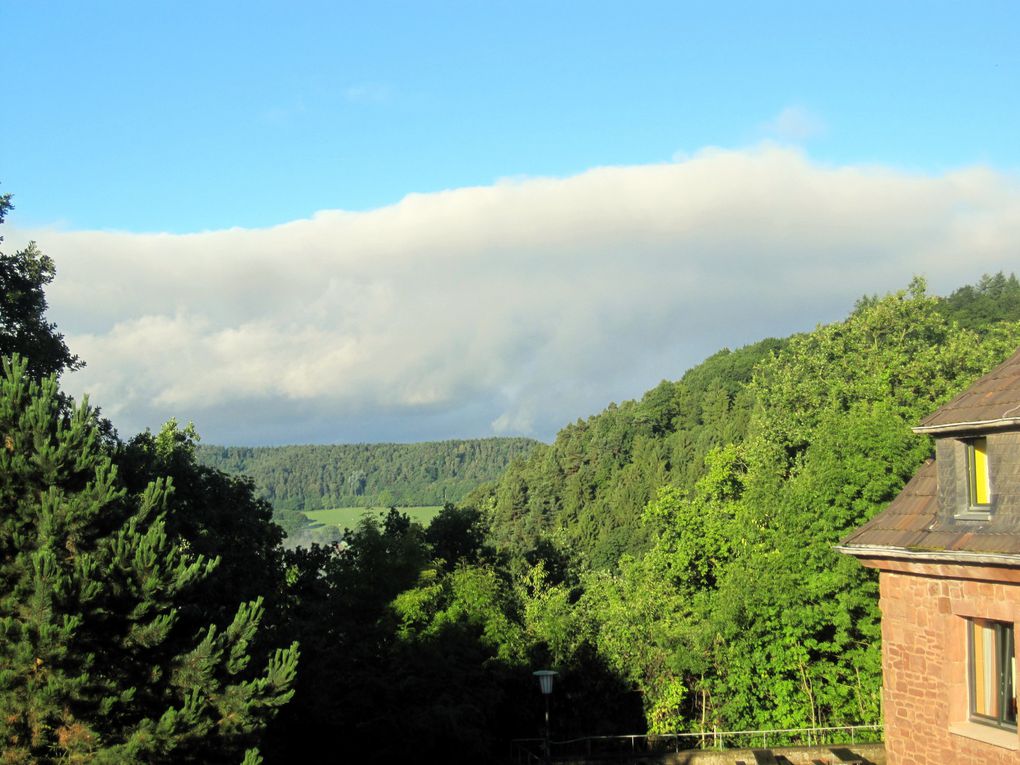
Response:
[302,505,444,530]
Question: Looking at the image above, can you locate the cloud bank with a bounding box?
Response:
[11,146,1020,444]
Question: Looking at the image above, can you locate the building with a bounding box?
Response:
[839,348,1020,765]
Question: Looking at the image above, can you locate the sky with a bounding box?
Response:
[4,1,1020,445]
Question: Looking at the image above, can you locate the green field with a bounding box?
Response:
[302,506,444,530]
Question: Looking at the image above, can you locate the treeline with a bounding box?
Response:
[274,275,1020,752]
[196,438,539,510]
[0,190,555,763]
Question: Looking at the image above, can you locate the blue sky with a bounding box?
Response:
[4,2,1020,444]
[7,1,1019,232]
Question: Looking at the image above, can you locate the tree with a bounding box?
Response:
[0,357,297,763]
[425,503,489,566]
[0,193,82,379]
[265,511,432,763]
[116,421,288,632]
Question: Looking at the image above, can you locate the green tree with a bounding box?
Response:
[692,283,1020,731]
[0,193,82,379]
[0,357,297,763]
[938,271,1020,331]
[425,503,489,567]
[116,421,287,632]
[265,511,431,763]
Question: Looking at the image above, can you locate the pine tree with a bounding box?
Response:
[0,356,297,763]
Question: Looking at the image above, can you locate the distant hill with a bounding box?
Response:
[196,437,541,512]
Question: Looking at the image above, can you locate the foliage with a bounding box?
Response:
[425,503,490,567]
[264,510,433,762]
[115,421,288,632]
[937,271,1020,331]
[479,337,786,568]
[0,357,297,764]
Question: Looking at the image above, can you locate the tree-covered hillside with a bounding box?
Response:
[573,280,1020,733]
[196,438,540,511]
[449,275,1020,737]
[468,339,784,568]
[475,272,1020,570]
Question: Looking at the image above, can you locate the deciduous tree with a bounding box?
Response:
[0,193,81,379]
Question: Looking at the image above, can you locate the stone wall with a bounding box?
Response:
[878,567,1020,764]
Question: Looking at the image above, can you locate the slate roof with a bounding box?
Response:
[915,347,1020,434]
[841,346,1020,560]
[840,460,1020,556]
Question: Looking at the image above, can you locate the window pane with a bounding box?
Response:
[973,438,990,505]
[973,620,998,716]
[970,619,1017,728]
[1006,626,1017,725]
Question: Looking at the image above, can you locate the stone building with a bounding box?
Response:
[839,348,1020,764]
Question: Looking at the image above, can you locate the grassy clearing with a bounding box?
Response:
[302,506,444,530]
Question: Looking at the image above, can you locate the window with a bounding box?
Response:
[968,437,991,507]
[969,619,1017,729]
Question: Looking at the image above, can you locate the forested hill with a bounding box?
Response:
[196,437,540,510]
[474,271,1020,569]
[472,337,786,568]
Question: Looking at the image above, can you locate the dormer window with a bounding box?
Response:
[968,437,991,508]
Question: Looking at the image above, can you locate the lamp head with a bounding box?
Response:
[533,670,558,695]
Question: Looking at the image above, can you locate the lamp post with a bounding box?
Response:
[533,670,557,765]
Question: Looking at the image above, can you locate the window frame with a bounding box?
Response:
[968,618,1017,731]
[967,437,991,510]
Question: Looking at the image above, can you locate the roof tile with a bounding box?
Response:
[918,348,1020,430]
[841,457,1020,556]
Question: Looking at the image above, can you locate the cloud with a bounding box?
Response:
[9,146,1020,444]
[761,105,827,142]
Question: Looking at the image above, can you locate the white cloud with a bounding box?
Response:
[762,105,827,142]
[9,146,1020,444]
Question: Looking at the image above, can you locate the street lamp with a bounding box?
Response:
[533,670,558,764]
